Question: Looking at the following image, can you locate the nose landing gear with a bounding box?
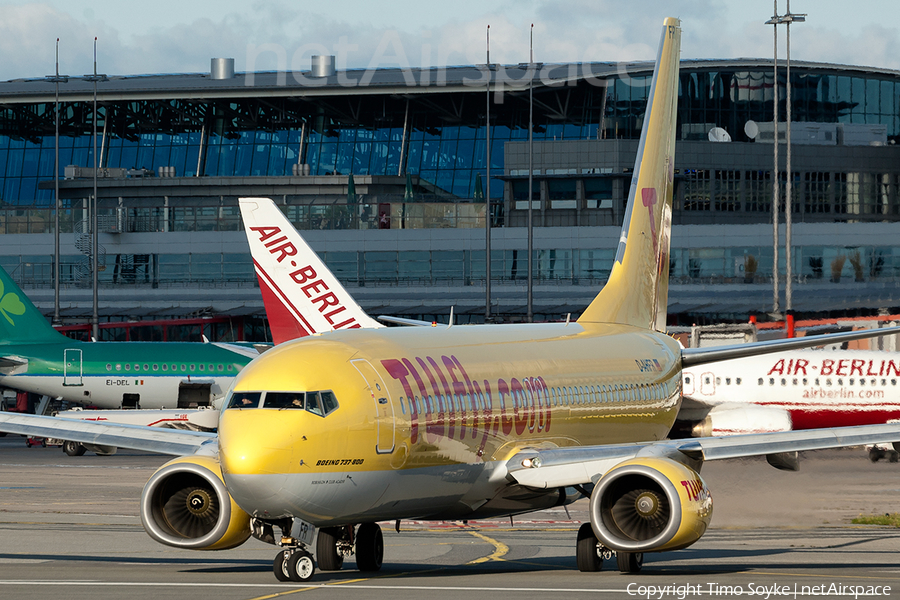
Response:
[273,549,315,582]
[270,522,384,583]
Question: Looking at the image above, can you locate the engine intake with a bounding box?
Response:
[141,456,251,550]
[590,458,712,553]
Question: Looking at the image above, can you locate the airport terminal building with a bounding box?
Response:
[0,55,899,338]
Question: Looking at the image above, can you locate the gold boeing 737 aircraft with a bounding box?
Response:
[3,17,900,583]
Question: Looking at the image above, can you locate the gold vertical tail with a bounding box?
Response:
[577,18,681,331]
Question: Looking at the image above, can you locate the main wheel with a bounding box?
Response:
[616,551,643,573]
[356,522,383,572]
[272,550,291,582]
[63,441,86,456]
[286,551,315,582]
[316,527,344,571]
[890,451,899,464]
[576,523,602,572]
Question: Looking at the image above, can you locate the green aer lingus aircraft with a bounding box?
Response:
[0,265,259,410]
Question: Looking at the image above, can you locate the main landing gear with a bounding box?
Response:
[575,523,643,574]
[271,522,384,583]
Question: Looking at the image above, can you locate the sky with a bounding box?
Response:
[0,1,898,80]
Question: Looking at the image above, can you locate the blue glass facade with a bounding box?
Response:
[3,64,895,207]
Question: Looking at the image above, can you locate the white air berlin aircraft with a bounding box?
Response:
[3,19,900,584]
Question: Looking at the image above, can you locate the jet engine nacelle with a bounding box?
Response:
[590,458,712,553]
[140,455,251,550]
[691,404,792,437]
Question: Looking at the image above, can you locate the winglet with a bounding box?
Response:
[577,18,681,331]
[239,197,383,345]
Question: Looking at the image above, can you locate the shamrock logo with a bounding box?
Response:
[0,277,26,326]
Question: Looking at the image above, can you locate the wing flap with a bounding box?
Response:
[0,412,215,456]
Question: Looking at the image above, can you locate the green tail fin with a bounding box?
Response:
[577,17,681,331]
[0,266,68,344]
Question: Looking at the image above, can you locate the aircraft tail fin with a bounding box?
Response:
[0,266,69,345]
[577,18,681,331]
[239,197,383,345]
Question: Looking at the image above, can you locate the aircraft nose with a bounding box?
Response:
[218,409,297,476]
[217,409,301,514]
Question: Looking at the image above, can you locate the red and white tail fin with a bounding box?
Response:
[577,18,681,332]
[239,197,383,344]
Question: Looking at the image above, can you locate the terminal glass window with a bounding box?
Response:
[714,170,740,211]
[682,170,711,210]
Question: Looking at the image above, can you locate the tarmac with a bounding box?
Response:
[0,436,898,600]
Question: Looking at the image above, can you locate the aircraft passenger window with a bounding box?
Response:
[792,378,797,385]
[228,392,262,409]
[780,378,786,386]
[106,363,112,371]
[320,391,338,414]
[871,378,876,386]
[881,379,887,386]
[153,364,158,371]
[826,379,832,386]
[769,378,774,385]
[306,392,324,416]
[264,392,305,409]
[725,378,730,385]
[218,364,224,372]
[162,364,168,371]
[199,364,205,371]
[125,364,131,371]
[802,378,807,385]
[757,378,762,385]
[892,379,897,385]
[850,378,855,385]
[209,364,214,371]
[399,397,406,414]
[190,364,195,372]
[859,379,864,386]
[685,376,691,385]
[815,378,820,385]
[715,377,720,385]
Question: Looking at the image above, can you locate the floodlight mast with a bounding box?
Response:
[766,2,806,319]
[46,39,68,326]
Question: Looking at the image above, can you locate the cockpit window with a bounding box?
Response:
[264,392,305,409]
[226,390,338,415]
[320,391,338,414]
[306,392,324,416]
[227,392,262,409]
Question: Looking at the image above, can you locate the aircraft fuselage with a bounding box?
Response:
[218,322,682,526]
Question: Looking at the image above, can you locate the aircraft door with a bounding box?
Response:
[63,349,83,386]
[351,358,395,454]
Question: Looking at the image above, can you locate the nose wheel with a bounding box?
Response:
[273,549,316,582]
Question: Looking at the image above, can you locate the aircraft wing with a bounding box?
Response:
[0,412,216,456]
[507,423,900,489]
[682,325,900,367]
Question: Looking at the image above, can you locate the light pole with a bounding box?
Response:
[84,38,107,340]
[46,39,68,326]
[527,24,534,323]
[766,2,806,318]
[485,25,492,323]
